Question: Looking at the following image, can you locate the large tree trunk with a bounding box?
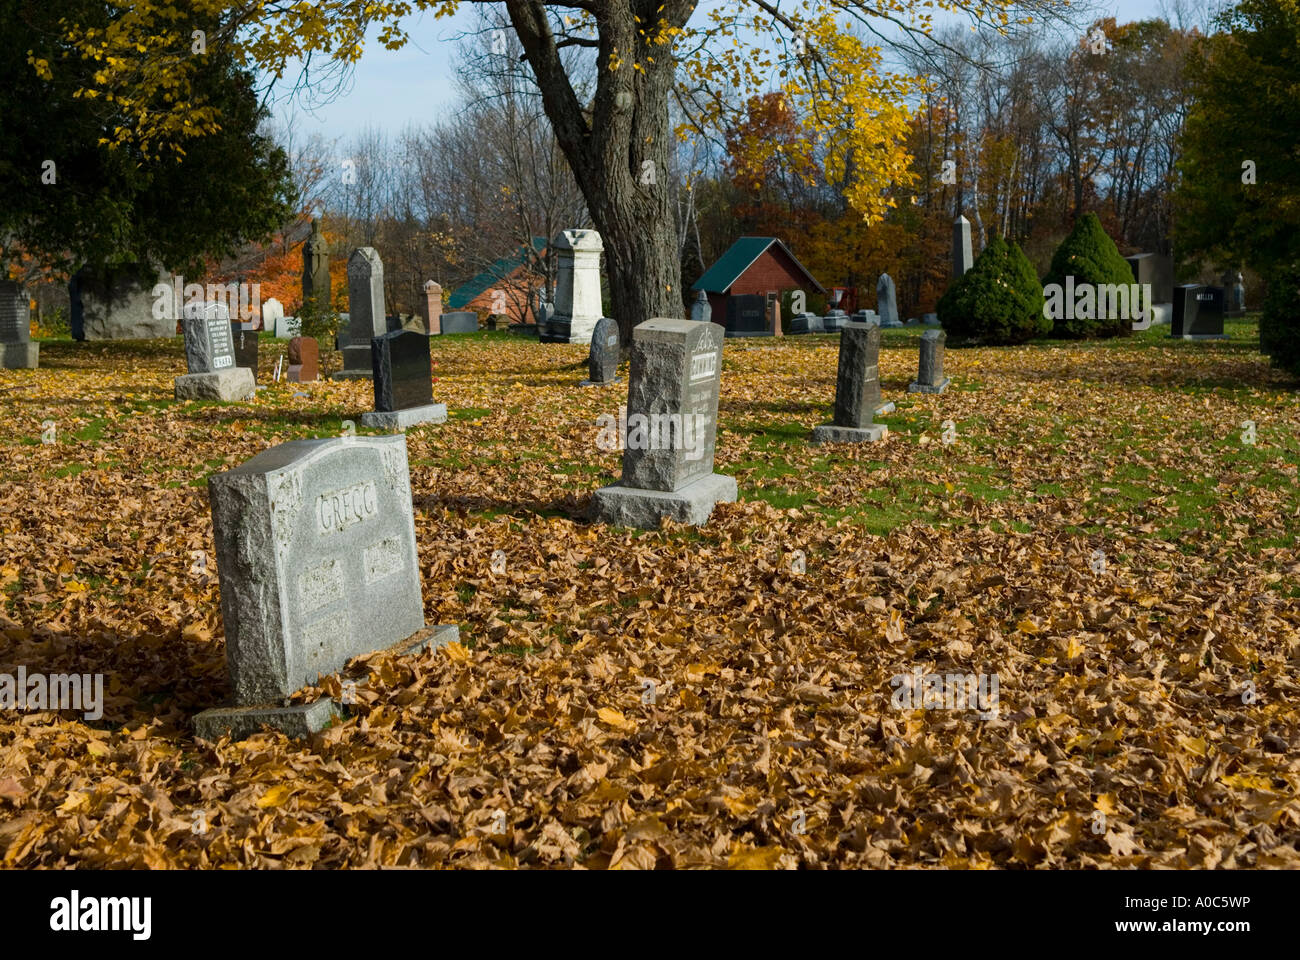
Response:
[506,0,689,346]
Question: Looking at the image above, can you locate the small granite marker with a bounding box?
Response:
[790,312,825,334]
[908,329,950,394]
[360,329,447,430]
[287,336,319,383]
[591,318,736,527]
[812,321,886,444]
[581,317,620,386]
[176,303,255,401]
[231,320,259,379]
[0,280,39,370]
[195,434,459,740]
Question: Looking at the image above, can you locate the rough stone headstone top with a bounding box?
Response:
[586,317,620,384]
[205,434,429,706]
[877,273,898,326]
[183,306,236,374]
[372,330,433,412]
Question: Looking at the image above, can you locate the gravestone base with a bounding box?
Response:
[1,342,39,369]
[174,368,255,402]
[547,319,599,344]
[361,403,447,431]
[195,624,459,740]
[579,377,621,388]
[590,473,737,529]
[332,345,374,380]
[908,377,951,395]
[811,423,887,444]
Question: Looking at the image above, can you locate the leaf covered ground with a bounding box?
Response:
[1,324,1298,868]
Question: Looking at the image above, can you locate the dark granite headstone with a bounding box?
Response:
[586,317,619,384]
[371,330,433,412]
[232,322,259,377]
[812,322,884,443]
[0,280,38,369]
[1172,284,1225,339]
[1125,253,1174,304]
[441,311,478,334]
[726,294,769,336]
[909,329,950,394]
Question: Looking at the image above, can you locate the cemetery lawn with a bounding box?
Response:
[1,322,1298,868]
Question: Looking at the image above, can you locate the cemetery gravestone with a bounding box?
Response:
[1223,271,1246,317]
[0,280,39,369]
[262,298,286,337]
[908,329,950,394]
[812,321,886,444]
[424,281,443,334]
[194,434,459,739]
[1171,284,1227,340]
[334,247,386,380]
[822,290,849,332]
[877,273,899,326]
[547,229,604,343]
[70,264,177,340]
[591,318,736,527]
[287,337,319,383]
[582,317,620,386]
[440,311,478,334]
[690,290,712,324]
[726,294,770,336]
[952,216,974,278]
[176,303,255,401]
[790,313,825,335]
[923,313,940,326]
[361,330,447,430]
[1125,253,1174,305]
[231,321,259,378]
[302,219,331,311]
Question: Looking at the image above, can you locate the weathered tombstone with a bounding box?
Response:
[812,321,885,444]
[852,309,880,326]
[287,336,319,383]
[690,290,712,324]
[334,247,385,380]
[908,329,950,394]
[1171,284,1227,340]
[302,218,331,311]
[590,319,736,527]
[548,229,604,343]
[790,312,825,335]
[262,297,285,336]
[582,317,620,386]
[1224,271,1246,317]
[952,215,974,278]
[176,303,254,401]
[923,313,940,326]
[768,294,783,337]
[877,274,899,326]
[231,320,259,378]
[70,264,177,340]
[726,294,770,336]
[0,280,39,369]
[440,311,478,334]
[361,330,447,430]
[1125,253,1174,305]
[424,281,443,334]
[194,434,459,739]
[822,289,849,331]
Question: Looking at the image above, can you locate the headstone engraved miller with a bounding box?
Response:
[952,215,974,278]
[334,247,386,380]
[908,329,951,394]
[812,321,886,443]
[175,303,254,401]
[360,329,447,430]
[590,318,736,527]
[194,434,459,739]
[581,317,620,386]
[0,280,39,369]
[1171,284,1227,340]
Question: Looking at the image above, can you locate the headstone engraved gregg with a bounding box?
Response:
[361,329,447,430]
[908,329,950,394]
[194,434,459,739]
[581,317,620,386]
[0,280,39,369]
[812,321,886,444]
[590,318,737,527]
[334,247,386,379]
[175,303,254,401]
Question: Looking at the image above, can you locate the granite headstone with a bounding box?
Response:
[908,329,950,394]
[812,321,885,443]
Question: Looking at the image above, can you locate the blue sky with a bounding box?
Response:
[270,0,1193,142]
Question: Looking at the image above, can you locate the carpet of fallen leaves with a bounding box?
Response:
[1,328,1298,869]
